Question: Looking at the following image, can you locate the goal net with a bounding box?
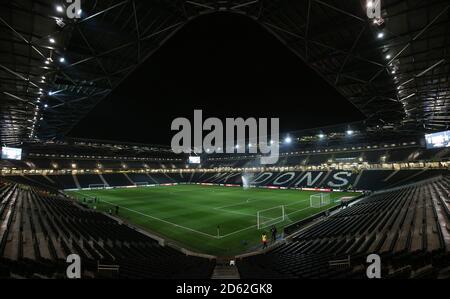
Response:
[257,205,285,229]
[134,181,149,187]
[310,193,331,208]
[88,184,106,189]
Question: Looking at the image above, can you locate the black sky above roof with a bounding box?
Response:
[68,12,365,145]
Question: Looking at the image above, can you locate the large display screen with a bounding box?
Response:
[425,130,450,149]
[188,156,201,164]
[1,147,22,160]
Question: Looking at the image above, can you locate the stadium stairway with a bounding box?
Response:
[211,263,240,279]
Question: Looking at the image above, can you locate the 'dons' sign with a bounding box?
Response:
[248,171,356,188]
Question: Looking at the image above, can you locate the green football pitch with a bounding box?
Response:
[66,185,359,256]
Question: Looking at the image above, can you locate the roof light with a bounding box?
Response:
[284,136,292,144]
[56,5,64,13]
[386,54,391,59]
[59,57,65,63]
[49,38,55,44]
[377,32,384,39]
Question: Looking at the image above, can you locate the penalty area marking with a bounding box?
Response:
[95,198,220,239]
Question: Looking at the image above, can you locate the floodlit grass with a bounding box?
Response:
[66,185,359,256]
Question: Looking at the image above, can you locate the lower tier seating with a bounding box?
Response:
[0,183,214,279]
[238,175,450,279]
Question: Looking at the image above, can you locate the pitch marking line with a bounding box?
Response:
[214,195,280,210]
[96,198,220,239]
[73,190,259,239]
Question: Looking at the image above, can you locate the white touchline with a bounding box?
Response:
[213,208,257,218]
[286,206,312,216]
[214,194,280,210]
[283,198,310,207]
[218,224,258,238]
[98,198,220,239]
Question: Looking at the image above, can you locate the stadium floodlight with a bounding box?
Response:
[270,140,274,145]
[235,144,240,149]
[284,136,292,144]
[318,134,325,139]
[377,32,384,39]
[56,5,64,13]
[366,1,373,8]
[346,130,354,136]
[386,54,391,59]
[44,104,48,108]
[49,37,55,44]
[59,57,65,63]
[56,18,66,28]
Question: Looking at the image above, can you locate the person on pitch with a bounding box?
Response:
[271,226,277,243]
[261,232,268,249]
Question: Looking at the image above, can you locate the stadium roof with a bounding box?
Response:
[1,0,449,147]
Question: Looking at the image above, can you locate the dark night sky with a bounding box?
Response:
[68,12,365,145]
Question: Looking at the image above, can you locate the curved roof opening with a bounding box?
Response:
[68,12,365,144]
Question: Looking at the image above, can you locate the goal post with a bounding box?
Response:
[257,205,285,229]
[310,193,331,208]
